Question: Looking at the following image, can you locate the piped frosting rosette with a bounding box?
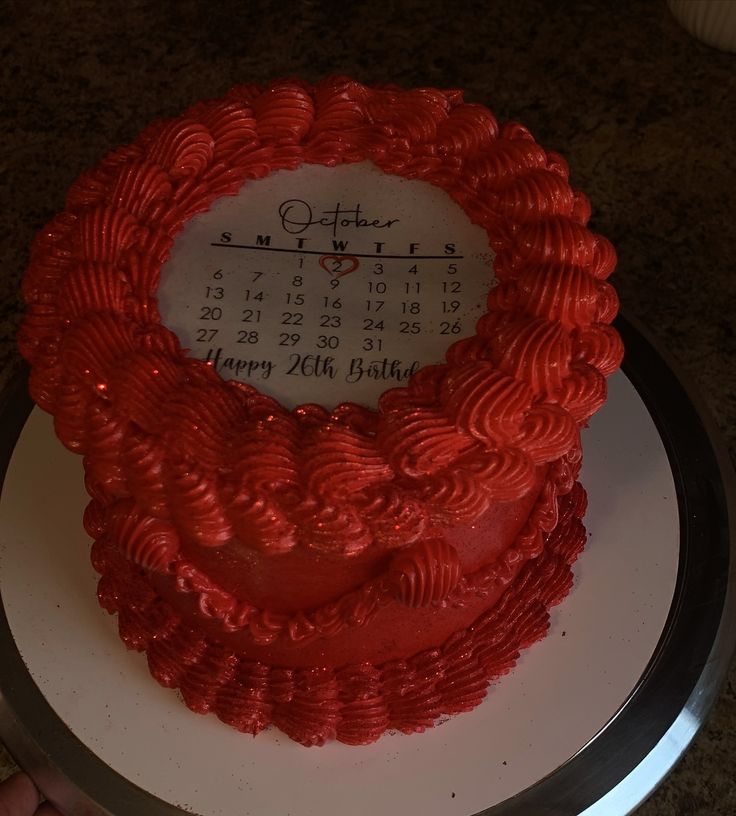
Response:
[19,76,622,563]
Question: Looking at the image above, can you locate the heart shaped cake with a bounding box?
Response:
[18,77,622,746]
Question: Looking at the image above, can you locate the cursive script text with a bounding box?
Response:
[279,199,399,237]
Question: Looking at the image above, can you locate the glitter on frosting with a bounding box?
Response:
[92,481,588,745]
[388,538,462,607]
[19,77,622,745]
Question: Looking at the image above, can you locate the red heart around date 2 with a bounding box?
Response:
[318,254,360,278]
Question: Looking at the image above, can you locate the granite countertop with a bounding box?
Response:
[1,0,734,812]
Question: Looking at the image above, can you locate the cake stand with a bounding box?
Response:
[0,316,734,816]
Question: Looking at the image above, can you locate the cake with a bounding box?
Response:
[17,77,623,746]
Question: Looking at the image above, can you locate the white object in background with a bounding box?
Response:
[669,0,736,52]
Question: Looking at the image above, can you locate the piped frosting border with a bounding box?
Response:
[19,77,622,561]
[93,480,588,746]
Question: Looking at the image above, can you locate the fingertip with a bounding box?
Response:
[0,772,42,814]
[36,803,65,816]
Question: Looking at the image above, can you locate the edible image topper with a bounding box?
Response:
[158,162,495,409]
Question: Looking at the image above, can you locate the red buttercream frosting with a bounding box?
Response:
[18,77,622,745]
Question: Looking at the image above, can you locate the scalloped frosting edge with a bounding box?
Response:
[89,447,579,646]
[19,76,622,559]
[92,481,587,746]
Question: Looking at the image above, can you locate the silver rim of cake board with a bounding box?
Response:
[0,314,733,816]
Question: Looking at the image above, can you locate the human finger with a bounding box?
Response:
[0,772,41,816]
[36,803,65,816]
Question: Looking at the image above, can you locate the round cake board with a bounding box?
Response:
[0,321,733,816]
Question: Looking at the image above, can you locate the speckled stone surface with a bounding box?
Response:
[1,0,734,812]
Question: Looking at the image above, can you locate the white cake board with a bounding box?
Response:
[0,320,734,816]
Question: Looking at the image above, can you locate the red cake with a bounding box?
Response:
[18,77,622,746]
